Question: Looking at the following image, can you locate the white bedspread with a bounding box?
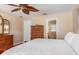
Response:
[2,39,76,55]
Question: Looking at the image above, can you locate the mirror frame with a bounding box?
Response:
[0,15,4,34]
[3,19,10,34]
[0,15,10,34]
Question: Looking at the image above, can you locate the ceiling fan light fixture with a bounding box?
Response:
[8,4,39,15]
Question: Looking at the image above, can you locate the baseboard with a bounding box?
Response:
[13,41,24,46]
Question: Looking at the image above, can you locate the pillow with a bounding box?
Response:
[64,32,75,45]
[64,32,79,54]
[71,34,79,54]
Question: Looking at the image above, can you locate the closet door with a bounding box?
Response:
[24,20,31,42]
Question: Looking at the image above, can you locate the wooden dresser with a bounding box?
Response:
[0,34,13,53]
[31,25,44,40]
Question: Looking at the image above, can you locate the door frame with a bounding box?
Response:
[44,18,58,39]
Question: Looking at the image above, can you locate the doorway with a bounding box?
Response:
[45,19,57,39]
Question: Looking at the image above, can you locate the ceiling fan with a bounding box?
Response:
[8,4,39,15]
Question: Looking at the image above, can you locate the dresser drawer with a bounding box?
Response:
[0,37,4,40]
[0,39,5,47]
[0,35,13,52]
[31,25,44,40]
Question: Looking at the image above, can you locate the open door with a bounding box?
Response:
[48,20,56,39]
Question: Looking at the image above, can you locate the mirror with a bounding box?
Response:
[4,19,10,34]
[0,15,10,34]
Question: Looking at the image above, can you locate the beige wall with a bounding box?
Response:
[0,9,74,44]
[0,10,23,45]
[29,11,74,39]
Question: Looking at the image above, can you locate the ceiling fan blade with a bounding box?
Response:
[22,9,29,14]
[27,6,39,12]
[20,4,28,7]
[9,4,39,15]
[11,8,21,12]
[8,4,20,7]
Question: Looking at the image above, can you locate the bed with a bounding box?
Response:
[1,39,76,55]
[1,32,79,55]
